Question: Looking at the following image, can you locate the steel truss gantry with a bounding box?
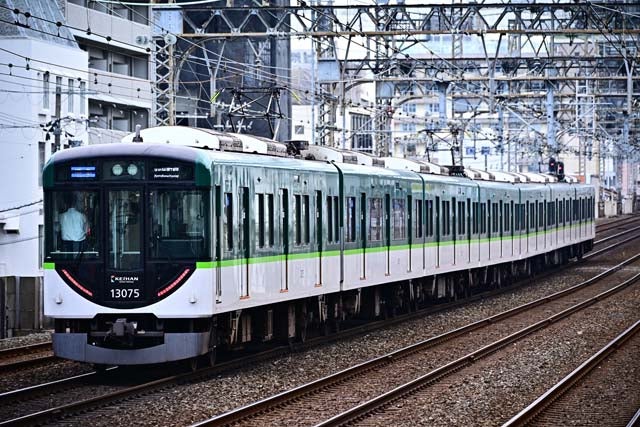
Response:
[153,1,640,179]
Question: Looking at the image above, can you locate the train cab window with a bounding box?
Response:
[46,190,101,260]
[149,189,210,260]
[108,190,142,269]
[346,197,356,242]
[392,198,406,240]
[369,198,383,241]
[415,199,423,239]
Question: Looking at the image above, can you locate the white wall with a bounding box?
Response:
[0,38,88,277]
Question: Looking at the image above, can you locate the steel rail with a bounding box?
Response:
[595,216,640,234]
[594,224,640,246]
[503,319,640,427]
[192,253,640,427]
[0,342,51,360]
[0,368,117,407]
[0,355,58,374]
[316,271,640,427]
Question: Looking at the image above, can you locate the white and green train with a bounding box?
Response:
[43,127,595,366]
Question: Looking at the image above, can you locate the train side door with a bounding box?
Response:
[240,187,250,298]
[385,193,391,276]
[215,186,222,303]
[360,193,366,279]
[435,196,440,268]
[407,194,412,272]
[316,190,323,286]
[280,188,289,292]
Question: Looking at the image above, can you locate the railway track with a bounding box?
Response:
[504,319,640,427]
[192,252,640,426]
[1,219,637,426]
[0,343,55,373]
[595,215,639,234]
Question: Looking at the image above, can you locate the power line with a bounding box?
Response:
[0,200,42,213]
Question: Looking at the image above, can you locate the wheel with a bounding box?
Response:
[207,347,217,367]
[93,363,108,373]
[186,357,198,372]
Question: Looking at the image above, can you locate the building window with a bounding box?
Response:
[79,81,86,115]
[43,72,50,109]
[38,141,45,187]
[68,79,74,113]
[401,103,416,114]
[401,123,416,132]
[81,43,149,79]
[89,100,148,132]
[294,125,305,135]
[351,113,373,153]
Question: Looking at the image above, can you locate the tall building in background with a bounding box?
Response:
[0,0,151,336]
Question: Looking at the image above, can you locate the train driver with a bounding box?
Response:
[60,192,89,253]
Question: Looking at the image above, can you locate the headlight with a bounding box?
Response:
[112,164,123,176]
[127,163,138,176]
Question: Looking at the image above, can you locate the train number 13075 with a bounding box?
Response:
[110,288,140,299]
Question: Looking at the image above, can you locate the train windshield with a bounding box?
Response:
[149,189,210,259]
[47,190,101,259]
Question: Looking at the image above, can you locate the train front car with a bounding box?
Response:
[43,144,215,365]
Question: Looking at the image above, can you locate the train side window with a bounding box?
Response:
[515,203,520,231]
[472,202,478,234]
[441,200,449,236]
[256,194,265,248]
[369,197,383,241]
[294,194,302,246]
[503,203,510,232]
[333,196,339,241]
[479,203,486,234]
[457,201,465,235]
[327,196,334,242]
[427,199,434,237]
[268,194,274,246]
[303,195,310,244]
[491,203,498,234]
[392,198,406,240]
[346,196,356,242]
[538,202,544,229]
[415,199,423,238]
[224,192,233,251]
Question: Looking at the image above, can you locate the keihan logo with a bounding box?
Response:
[110,275,139,284]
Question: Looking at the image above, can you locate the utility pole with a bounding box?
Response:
[53,85,62,152]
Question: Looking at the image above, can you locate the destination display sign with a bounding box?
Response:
[150,161,194,180]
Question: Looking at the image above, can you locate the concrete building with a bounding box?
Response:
[0,0,151,336]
